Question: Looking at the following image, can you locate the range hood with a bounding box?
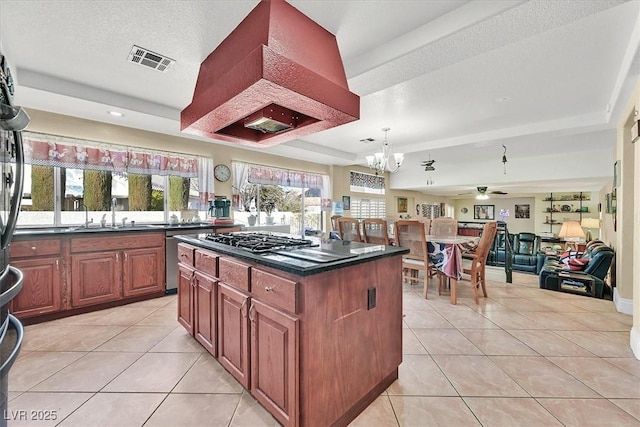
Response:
[180,0,360,147]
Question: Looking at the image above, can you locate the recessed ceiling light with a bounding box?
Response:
[108,111,123,117]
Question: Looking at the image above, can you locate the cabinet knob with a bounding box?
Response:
[31,246,36,251]
[265,286,273,292]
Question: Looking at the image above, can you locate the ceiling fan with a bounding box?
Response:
[458,186,508,198]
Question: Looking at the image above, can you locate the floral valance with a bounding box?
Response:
[247,164,323,189]
[23,132,198,177]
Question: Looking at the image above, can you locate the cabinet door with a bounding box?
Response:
[194,271,217,356]
[11,257,62,318]
[250,299,299,427]
[122,247,165,297]
[218,282,250,388]
[71,251,122,308]
[177,263,195,334]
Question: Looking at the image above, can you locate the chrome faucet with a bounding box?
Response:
[111,198,117,227]
[121,217,128,228]
[81,204,93,228]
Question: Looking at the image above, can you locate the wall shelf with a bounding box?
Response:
[543,192,590,233]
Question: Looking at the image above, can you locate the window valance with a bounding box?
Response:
[247,163,323,189]
[23,132,198,177]
[350,171,385,194]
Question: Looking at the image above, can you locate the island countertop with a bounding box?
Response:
[175,234,408,277]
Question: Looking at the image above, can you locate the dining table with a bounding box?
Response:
[427,234,480,304]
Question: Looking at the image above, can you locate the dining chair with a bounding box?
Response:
[362,218,390,245]
[458,221,498,304]
[430,217,458,237]
[330,215,342,231]
[337,217,363,242]
[394,220,430,298]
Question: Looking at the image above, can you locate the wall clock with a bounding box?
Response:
[214,164,231,182]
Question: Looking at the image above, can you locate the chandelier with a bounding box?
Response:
[365,127,404,175]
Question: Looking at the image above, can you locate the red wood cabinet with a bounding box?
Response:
[217,282,250,389]
[11,257,62,318]
[250,298,299,427]
[177,263,195,334]
[122,247,165,297]
[194,270,217,356]
[71,251,122,307]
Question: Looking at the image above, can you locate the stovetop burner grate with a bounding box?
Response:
[205,232,317,253]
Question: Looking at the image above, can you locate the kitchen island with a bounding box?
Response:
[174,234,407,427]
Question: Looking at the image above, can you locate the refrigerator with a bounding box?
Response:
[0,49,29,425]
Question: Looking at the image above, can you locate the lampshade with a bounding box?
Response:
[580,218,600,229]
[558,221,586,241]
[581,217,600,241]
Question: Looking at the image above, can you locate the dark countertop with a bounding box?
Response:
[175,235,409,276]
[12,223,241,238]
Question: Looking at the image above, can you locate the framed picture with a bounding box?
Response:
[474,204,495,220]
[397,197,408,213]
[342,195,351,210]
[514,204,530,219]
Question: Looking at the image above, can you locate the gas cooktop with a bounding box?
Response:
[205,232,317,253]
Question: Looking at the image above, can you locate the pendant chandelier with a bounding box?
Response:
[365,127,404,175]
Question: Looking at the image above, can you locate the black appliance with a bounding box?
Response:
[0,49,28,427]
[206,232,316,253]
[205,232,360,263]
[210,196,231,218]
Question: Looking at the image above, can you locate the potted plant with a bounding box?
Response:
[237,184,257,226]
[263,200,276,225]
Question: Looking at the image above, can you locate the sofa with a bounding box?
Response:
[489,232,541,273]
[538,243,614,298]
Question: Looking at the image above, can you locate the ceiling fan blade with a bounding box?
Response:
[490,191,508,195]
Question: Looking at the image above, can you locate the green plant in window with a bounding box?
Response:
[83,170,112,210]
[31,165,55,211]
[151,189,164,211]
[169,176,189,210]
[128,173,152,210]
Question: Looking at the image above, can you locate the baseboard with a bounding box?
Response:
[631,328,640,360]
[613,288,633,315]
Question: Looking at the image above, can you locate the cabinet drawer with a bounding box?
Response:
[71,232,164,252]
[195,249,218,277]
[251,269,297,314]
[218,257,250,292]
[178,243,197,266]
[11,239,61,258]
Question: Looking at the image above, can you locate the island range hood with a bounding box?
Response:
[180,0,360,147]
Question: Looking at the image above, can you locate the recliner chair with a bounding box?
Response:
[511,232,541,273]
[539,244,614,298]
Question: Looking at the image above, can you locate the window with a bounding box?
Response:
[351,198,386,219]
[232,162,330,235]
[18,132,204,227]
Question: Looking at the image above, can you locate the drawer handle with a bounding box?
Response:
[180,254,188,258]
[265,286,273,292]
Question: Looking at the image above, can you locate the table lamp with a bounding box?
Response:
[558,220,585,250]
[580,217,600,241]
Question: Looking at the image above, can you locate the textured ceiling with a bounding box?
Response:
[1,0,639,197]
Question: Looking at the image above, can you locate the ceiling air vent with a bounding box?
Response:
[127,45,175,73]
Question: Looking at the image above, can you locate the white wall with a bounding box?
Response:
[454,197,535,234]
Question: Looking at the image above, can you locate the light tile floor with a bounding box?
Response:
[7,268,640,426]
